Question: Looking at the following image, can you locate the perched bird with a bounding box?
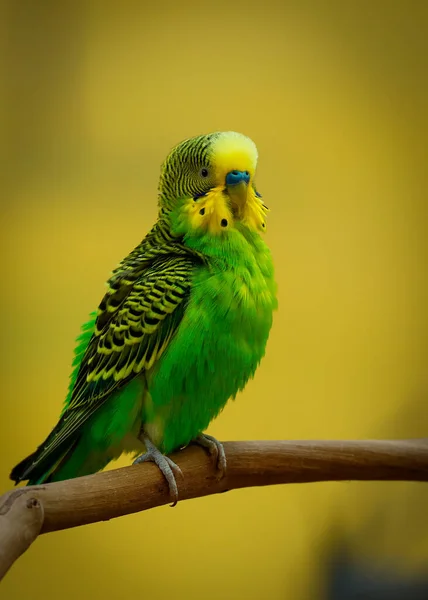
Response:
[10,131,277,501]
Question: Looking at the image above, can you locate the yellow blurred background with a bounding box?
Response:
[1,1,427,598]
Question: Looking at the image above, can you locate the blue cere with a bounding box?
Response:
[225,170,250,186]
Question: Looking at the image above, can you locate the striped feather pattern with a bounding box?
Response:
[159,133,219,208]
[13,222,202,482]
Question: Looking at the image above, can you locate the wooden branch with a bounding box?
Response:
[1,439,427,580]
[0,491,44,580]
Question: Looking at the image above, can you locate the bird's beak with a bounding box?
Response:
[225,170,250,215]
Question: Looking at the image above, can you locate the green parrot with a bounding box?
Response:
[10,131,277,502]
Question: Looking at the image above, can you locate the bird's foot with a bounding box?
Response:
[133,436,182,506]
[193,433,227,479]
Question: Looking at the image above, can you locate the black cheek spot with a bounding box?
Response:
[199,208,205,215]
[221,219,228,227]
[262,222,265,227]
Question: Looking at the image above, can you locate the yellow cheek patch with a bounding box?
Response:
[185,186,233,235]
[240,187,269,233]
[184,186,269,235]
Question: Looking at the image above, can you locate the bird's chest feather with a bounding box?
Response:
[145,227,277,452]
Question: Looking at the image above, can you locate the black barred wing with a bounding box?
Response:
[69,254,194,409]
[35,253,196,462]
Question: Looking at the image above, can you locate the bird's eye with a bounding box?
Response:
[200,168,209,178]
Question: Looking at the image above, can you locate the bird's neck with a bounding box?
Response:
[181,223,267,269]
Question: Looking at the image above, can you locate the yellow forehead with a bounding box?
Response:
[211,132,258,180]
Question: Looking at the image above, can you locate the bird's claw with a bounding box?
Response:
[134,436,182,506]
[193,433,227,479]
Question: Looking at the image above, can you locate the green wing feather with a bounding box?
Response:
[12,246,199,483]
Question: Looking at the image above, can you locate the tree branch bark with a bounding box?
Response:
[0,491,44,580]
[1,439,428,580]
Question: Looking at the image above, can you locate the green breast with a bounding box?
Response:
[146,225,277,453]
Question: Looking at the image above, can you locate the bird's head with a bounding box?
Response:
[158,131,268,235]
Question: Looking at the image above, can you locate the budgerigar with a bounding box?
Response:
[11,131,277,502]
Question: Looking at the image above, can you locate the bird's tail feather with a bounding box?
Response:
[10,431,79,486]
[10,452,38,484]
